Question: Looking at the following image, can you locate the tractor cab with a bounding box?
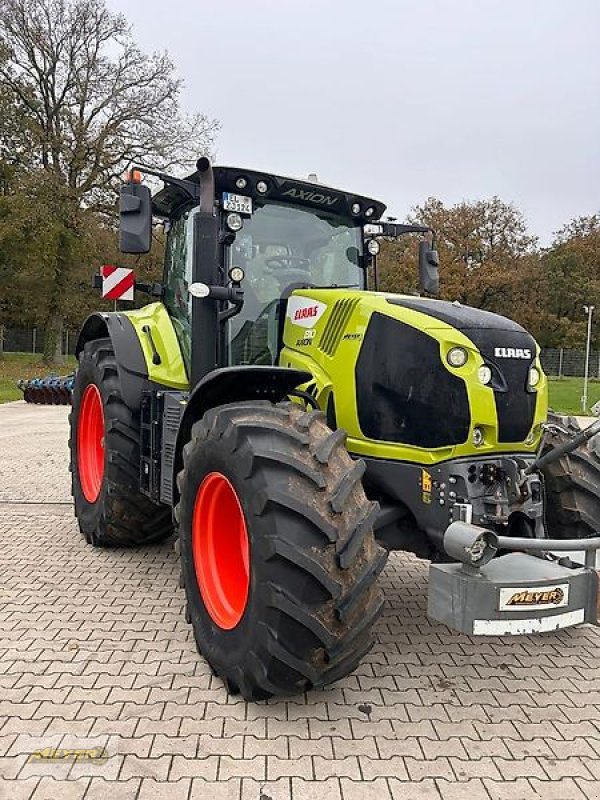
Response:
[132,161,386,379]
[223,195,368,367]
[119,159,438,386]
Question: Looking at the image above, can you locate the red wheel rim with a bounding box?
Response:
[77,384,105,503]
[192,472,250,630]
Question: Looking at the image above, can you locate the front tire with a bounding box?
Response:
[542,413,600,539]
[69,337,173,547]
[176,401,387,700]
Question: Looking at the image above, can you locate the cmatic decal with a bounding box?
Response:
[101,265,135,301]
[421,469,432,504]
[286,296,328,328]
[494,347,532,360]
[498,584,569,612]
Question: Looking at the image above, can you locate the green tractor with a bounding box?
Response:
[70,158,600,699]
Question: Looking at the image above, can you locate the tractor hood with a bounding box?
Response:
[386,296,529,336]
[280,288,547,465]
[379,295,540,446]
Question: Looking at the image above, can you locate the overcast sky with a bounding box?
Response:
[107,0,599,244]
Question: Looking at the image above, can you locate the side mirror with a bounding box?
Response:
[119,182,152,253]
[418,240,440,296]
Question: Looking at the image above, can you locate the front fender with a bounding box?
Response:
[172,365,311,501]
[76,312,149,409]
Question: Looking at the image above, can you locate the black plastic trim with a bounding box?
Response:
[387,297,538,443]
[355,313,470,448]
[173,366,311,502]
[75,312,149,409]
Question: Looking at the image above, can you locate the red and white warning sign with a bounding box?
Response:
[101,265,135,301]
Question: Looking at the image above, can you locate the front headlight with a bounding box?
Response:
[225,212,243,232]
[447,347,468,368]
[529,366,541,388]
[478,365,493,385]
[473,426,485,446]
[229,266,245,284]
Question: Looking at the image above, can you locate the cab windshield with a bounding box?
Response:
[228,201,364,366]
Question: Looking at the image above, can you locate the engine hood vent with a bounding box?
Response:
[319,298,359,356]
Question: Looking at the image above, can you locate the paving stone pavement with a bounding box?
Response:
[1,401,600,800]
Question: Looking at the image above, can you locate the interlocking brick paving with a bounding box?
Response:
[1,402,600,799]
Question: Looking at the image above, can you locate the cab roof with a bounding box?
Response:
[151,165,386,223]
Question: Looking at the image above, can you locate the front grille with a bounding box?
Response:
[319,298,359,356]
[464,331,537,443]
[387,297,538,444]
[355,313,471,448]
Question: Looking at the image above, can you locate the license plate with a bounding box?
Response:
[223,192,252,214]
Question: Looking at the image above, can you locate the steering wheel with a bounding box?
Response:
[265,256,311,289]
[265,255,310,271]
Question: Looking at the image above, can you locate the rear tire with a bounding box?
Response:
[69,337,173,547]
[176,401,387,699]
[542,413,600,539]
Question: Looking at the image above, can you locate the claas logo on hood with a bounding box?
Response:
[506,588,564,606]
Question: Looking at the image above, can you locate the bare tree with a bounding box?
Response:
[0,0,219,362]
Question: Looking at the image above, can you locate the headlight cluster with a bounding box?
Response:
[472,426,485,446]
[447,347,468,368]
[225,212,243,232]
[229,267,245,284]
[529,366,541,388]
[447,351,541,391]
[478,365,493,385]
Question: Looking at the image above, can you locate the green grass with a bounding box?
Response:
[1,352,596,416]
[0,352,77,403]
[548,376,600,415]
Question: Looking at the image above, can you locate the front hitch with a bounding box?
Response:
[428,521,600,636]
[525,417,600,475]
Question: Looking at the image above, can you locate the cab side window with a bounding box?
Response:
[163,210,195,373]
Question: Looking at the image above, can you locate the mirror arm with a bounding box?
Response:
[135,281,164,298]
[92,274,164,299]
[127,164,200,203]
[379,222,432,238]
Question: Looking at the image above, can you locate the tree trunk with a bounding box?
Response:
[43,313,64,365]
[43,212,77,366]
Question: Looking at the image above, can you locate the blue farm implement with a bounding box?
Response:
[18,374,74,405]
